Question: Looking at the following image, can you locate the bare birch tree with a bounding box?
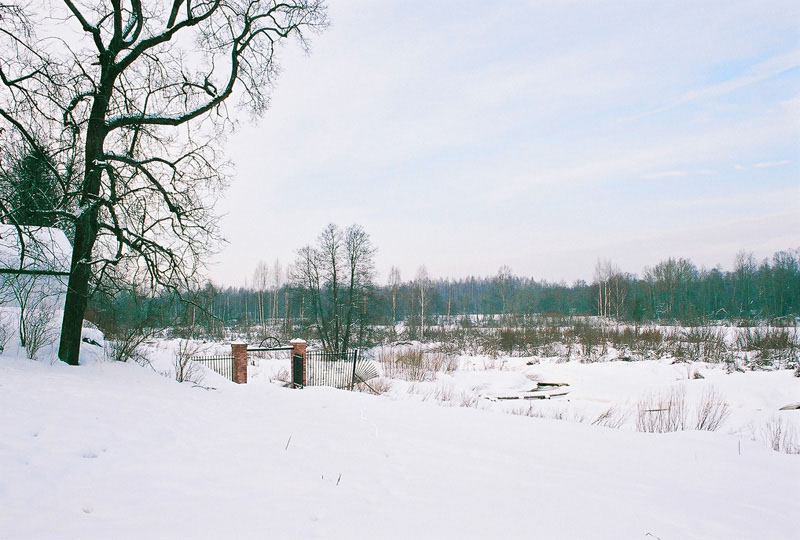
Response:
[594,259,628,319]
[253,260,269,335]
[388,266,400,324]
[496,265,512,319]
[272,257,283,321]
[415,265,429,339]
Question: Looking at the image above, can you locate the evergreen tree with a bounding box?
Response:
[3,147,59,227]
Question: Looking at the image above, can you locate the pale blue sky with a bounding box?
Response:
[213,0,800,286]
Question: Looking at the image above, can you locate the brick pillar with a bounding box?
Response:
[231,341,248,384]
[290,338,307,388]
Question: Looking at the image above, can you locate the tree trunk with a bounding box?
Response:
[420,286,425,340]
[57,73,113,365]
[58,212,99,365]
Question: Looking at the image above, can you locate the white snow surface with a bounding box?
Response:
[1,352,799,539]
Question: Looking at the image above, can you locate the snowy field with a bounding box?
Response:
[1,337,799,540]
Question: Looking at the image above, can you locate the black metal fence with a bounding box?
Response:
[192,355,234,381]
[305,350,360,389]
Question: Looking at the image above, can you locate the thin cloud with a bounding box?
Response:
[753,160,791,168]
[631,50,800,120]
[641,169,715,180]
[641,170,688,180]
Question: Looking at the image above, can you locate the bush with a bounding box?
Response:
[636,387,687,433]
[694,387,730,431]
[377,347,458,381]
[173,340,205,384]
[592,406,628,429]
[568,322,605,361]
[0,311,12,354]
[759,417,800,454]
[355,377,393,395]
[22,307,56,360]
[737,328,798,369]
[106,327,158,366]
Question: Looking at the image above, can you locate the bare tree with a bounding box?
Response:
[388,266,401,324]
[496,265,512,318]
[253,260,269,335]
[415,265,429,339]
[292,224,376,352]
[0,1,328,365]
[272,257,283,321]
[644,258,697,320]
[733,250,758,317]
[594,259,627,320]
[445,278,452,326]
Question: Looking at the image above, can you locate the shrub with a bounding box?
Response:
[636,387,687,433]
[570,322,605,361]
[499,329,522,355]
[273,367,291,385]
[737,327,798,368]
[378,347,458,381]
[459,389,480,407]
[355,377,393,395]
[173,340,205,384]
[22,307,56,360]
[0,311,12,354]
[759,417,800,454]
[106,327,158,366]
[592,406,628,429]
[682,327,728,363]
[694,387,730,431]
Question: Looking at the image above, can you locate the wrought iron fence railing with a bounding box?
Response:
[305,349,360,389]
[191,355,234,381]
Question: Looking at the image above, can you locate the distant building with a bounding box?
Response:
[0,224,72,309]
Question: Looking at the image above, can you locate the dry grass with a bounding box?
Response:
[759,417,800,454]
[694,387,731,431]
[737,327,798,368]
[738,327,795,352]
[508,404,587,423]
[459,389,481,408]
[378,347,458,381]
[355,377,393,395]
[273,367,291,385]
[636,387,687,433]
[681,327,729,363]
[592,406,628,429]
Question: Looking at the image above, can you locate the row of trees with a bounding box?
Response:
[87,221,796,353]
[592,252,800,322]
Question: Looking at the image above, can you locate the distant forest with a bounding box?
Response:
[89,248,800,341]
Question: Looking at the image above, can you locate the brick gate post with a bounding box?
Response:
[231,341,248,384]
[290,338,307,388]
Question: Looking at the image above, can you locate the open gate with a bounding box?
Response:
[218,337,375,390]
[305,350,360,390]
[292,353,305,389]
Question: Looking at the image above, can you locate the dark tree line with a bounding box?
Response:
[88,248,800,348]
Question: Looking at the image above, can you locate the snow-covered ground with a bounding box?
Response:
[2,340,799,539]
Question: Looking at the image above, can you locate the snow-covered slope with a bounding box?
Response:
[1,356,798,540]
